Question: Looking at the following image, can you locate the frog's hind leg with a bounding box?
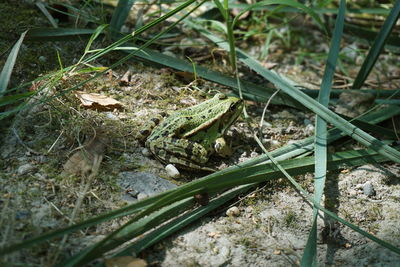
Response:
[149,137,210,166]
[162,155,216,172]
[136,112,167,142]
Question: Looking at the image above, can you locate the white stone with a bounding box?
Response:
[17,163,35,175]
[165,164,180,178]
[226,206,240,217]
[137,192,149,200]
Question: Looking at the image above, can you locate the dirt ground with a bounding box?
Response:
[1,1,399,266]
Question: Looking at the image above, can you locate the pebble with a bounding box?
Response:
[137,192,149,200]
[348,189,358,197]
[226,206,240,217]
[250,151,259,158]
[363,181,376,197]
[17,163,35,175]
[165,164,180,178]
[305,124,315,135]
[270,139,281,148]
[141,148,152,157]
[105,112,118,120]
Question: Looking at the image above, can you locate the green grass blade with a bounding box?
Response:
[303,1,345,265]
[128,45,303,108]
[113,185,255,257]
[110,0,136,40]
[35,1,58,28]
[61,148,397,265]
[2,104,397,255]
[231,0,327,34]
[84,24,108,53]
[0,31,27,97]
[352,0,400,89]
[192,22,400,163]
[27,28,95,41]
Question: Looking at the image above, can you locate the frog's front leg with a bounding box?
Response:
[146,137,210,169]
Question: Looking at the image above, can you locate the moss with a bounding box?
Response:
[283,209,299,229]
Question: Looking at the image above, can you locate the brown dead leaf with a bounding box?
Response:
[75,91,123,111]
[105,256,147,267]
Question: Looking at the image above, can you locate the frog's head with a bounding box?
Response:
[214,93,244,134]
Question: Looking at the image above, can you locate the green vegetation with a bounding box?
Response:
[0,0,399,266]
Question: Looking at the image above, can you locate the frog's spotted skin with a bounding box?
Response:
[144,93,243,171]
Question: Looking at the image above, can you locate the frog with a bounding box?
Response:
[141,93,243,171]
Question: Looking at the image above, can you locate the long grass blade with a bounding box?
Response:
[191,22,400,163]
[35,2,58,28]
[352,0,400,89]
[1,104,397,255]
[231,0,326,34]
[302,1,345,265]
[110,0,136,40]
[61,147,397,266]
[0,31,27,97]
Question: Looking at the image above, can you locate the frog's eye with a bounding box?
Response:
[216,93,226,100]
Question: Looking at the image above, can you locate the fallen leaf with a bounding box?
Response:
[105,256,147,267]
[75,91,123,111]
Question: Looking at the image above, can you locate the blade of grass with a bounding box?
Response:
[352,0,400,89]
[231,0,327,34]
[27,28,95,41]
[110,0,136,40]
[1,0,201,118]
[35,1,58,28]
[62,147,398,266]
[191,22,400,163]
[2,103,398,255]
[0,31,27,97]
[111,184,255,258]
[302,1,345,265]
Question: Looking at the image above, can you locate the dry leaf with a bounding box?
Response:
[75,91,123,111]
[105,256,147,267]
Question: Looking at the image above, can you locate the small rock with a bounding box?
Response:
[142,148,152,157]
[250,151,259,158]
[226,206,240,217]
[363,181,376,197]
[270,139,281,148]
[17,163,35,175]
[165,164,180,178]
[39,56,46,62]
[137,192,149,200]
[118,172,177,202]
[348,189,357,197]
[245,206,253,213]
[305,124,315,135]
[105,112,118,120]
